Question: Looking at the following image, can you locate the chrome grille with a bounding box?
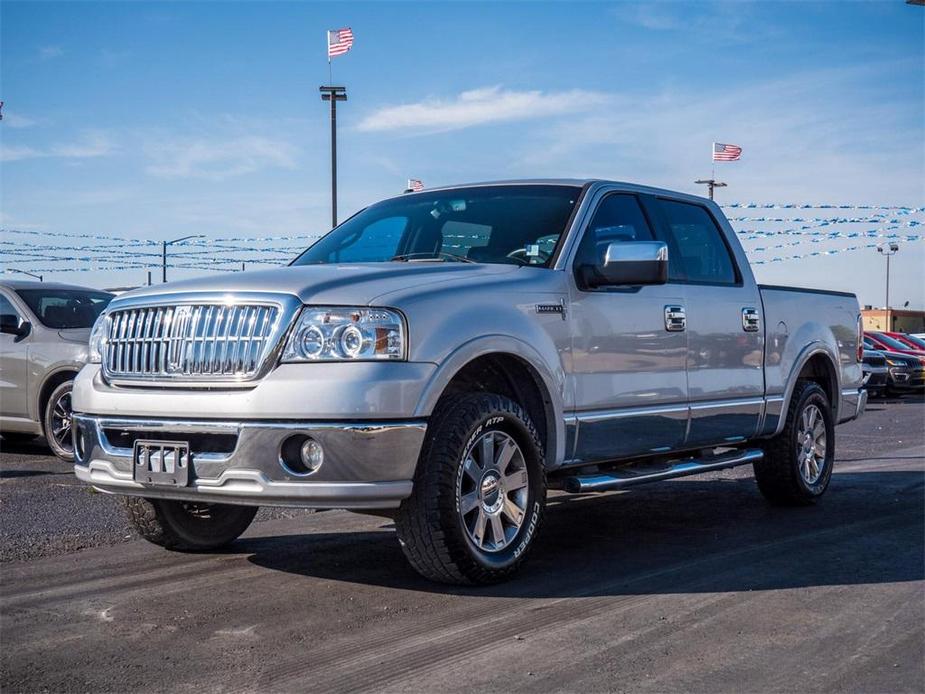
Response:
[103,303,281,382]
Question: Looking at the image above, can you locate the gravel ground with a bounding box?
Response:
[0,440,315,562]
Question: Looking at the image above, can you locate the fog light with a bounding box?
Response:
[279,434,323,476]
[300,437,324,471]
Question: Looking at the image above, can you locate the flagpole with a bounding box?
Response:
[327,31,333,86]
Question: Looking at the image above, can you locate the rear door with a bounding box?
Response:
[567,190,689,462]
[648,197,764,447]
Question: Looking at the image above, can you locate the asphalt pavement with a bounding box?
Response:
[1,394,923,693]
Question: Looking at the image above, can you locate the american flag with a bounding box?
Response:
[328,28,354,58]
[407,178,424,192]
[713,142,742,162]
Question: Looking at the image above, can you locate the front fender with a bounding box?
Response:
[413,333,568,468]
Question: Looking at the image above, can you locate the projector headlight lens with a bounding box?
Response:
[282,307,406,362]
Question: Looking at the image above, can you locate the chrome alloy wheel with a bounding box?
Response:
[457,430,529,553]
[797,403,827,485]
[50,391,74,454]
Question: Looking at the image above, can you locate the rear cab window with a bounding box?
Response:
[656,199,739,285]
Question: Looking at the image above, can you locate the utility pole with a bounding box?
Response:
[877,242,900,325]
[162,235,204,283]
[695,179,727,200]
[320,85,347,228]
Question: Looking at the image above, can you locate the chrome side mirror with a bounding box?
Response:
[591,241,669,287]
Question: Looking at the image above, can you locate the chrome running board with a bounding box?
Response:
[562,448,764,494]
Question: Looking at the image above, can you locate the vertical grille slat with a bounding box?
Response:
[103,301,279,382]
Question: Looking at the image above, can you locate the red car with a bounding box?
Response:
[883,331,925,352]
[864,331,925,362]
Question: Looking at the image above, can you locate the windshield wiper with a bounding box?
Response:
[390,252,477,264]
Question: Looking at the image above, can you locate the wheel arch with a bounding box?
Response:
[773,344,840,437]
[414,336,566,468]
[36,366,80,428]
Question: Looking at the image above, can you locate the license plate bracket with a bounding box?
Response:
[133,439,191,487]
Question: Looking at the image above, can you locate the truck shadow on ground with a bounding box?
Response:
[243,468,924,598]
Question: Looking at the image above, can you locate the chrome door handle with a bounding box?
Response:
[665,305,686,332]
[742,307,761,332]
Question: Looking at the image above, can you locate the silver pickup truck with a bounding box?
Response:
[72,180,866,584]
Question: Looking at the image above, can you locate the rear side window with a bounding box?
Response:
[657,199,737,285]
[575,194,654,267]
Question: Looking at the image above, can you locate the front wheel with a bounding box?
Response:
[754,381,834,506]
[395,393,547,585]
[122,497,257,551]
[43,380,75,462]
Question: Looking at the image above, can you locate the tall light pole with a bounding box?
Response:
[9,269,43,282]
[320,85,347,228]
[877,241,900,327]
[162,235,204,283]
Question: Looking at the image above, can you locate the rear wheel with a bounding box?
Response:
[395,392,546,585]
[754,381,834,506]
[122,497,257,551]
[43,380,75,462]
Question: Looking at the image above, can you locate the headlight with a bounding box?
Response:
[281,307,406,362]
[88,313,110,364]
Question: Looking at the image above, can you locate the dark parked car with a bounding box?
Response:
[861,349,889,398]
[879,350,925,394]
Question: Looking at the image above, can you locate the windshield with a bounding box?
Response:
[896,333,925,350]
[16,289,113,329]
[292,185,581,267]
[872,332,917,351]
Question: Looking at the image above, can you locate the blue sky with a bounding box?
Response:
[1,1,923,306]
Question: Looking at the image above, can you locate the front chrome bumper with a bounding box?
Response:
[72,414,426,509]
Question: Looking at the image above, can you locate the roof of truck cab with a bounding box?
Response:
[393,179,713,204]
[0,279,111,293]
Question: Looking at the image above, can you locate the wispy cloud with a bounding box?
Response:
[516,62,923,204]
[0,131,114,162]
[2,112,39,128]
[143,135,298,180]
[38,45,64,61]
[357,86,607,134]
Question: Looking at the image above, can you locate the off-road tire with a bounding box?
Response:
[122,497,258,551]
[43,380,75,462]
[754,381,834,506]
[395,392,547,585]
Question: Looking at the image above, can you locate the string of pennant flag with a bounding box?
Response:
[1,203,922,278]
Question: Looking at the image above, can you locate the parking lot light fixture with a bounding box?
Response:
[877,242,900,318]
[8,269,43,282]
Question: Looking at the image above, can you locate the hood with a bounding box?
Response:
[57,328,92,343]
[881,351,923,366]
[115,263,519,307]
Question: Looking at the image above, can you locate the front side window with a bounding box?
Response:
[574,194,655,268]
[15,289,112,329]
[293,185,581,267]
[657,199,738,285]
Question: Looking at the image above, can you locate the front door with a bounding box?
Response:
[0,291,31,420]
[568,191,689,463]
